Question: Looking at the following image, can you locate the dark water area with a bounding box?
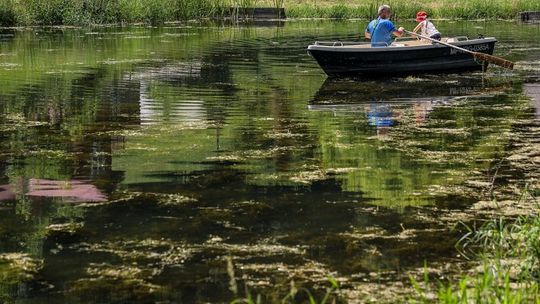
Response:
[0,20,539,303]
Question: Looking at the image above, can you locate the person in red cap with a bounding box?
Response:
[413,11,441,41]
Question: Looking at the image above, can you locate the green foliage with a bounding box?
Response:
[0,0,17,26]
[77,0,124,24]
[410,187,540,303]
[173,0,224,20]
[231,0,260,9]
[327,4,349,19]
[0,0,229,26]
[458,187,540,280]
[409,269,540,303]
[143,0,173,25]
[461,218,540,280]
[0,0,539,25]
[24,0,73,25]
[285,0,540,20]
[271,0,284,10]
[232,276,340,304]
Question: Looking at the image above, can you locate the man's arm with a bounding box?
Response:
[393,27,405,37]
[364,22,373,40]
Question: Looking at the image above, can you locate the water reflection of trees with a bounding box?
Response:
[0,26,295,300]
[0,65,136,299]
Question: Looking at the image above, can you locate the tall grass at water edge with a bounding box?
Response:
[0,0,273,26]
[0,0,229,26]
[409,187,540,303]
[285,0,540,20]
[409,265,540,304]
[1,0,539,26]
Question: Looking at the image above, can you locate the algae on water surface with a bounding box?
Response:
[0,20,538,303]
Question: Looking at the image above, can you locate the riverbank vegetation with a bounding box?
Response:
[410,190,540,303]
[0,0,539,26]
[0,0,226,26]
[279,0,540,20]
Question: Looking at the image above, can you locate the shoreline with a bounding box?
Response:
[0,17,525,31]
[0,0,538,27]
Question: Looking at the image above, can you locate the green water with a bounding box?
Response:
[0,20,539,302]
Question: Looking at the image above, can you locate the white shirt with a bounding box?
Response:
[419,20,440,37]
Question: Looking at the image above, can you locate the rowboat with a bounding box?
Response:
[307,36,497,77]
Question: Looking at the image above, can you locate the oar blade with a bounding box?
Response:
[473,52,514,70]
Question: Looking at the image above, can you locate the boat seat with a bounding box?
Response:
[446,36,469,43]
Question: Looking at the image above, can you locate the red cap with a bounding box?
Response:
[416,11,427,22]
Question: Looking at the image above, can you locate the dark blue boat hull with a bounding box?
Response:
[307,39,497,77]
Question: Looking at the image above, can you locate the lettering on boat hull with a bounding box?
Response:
[450,44,490,55]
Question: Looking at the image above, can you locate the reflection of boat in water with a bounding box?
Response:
[307,37,496,77]
[307,76,512,133]
[308,76,512,105]
[366,103,396,127]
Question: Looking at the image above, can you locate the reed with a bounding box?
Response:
[0,0,231,26]
[271,0,285,18]
[229,0,260,19]
[286,3,424,20]
[410,186,540,303]
[282,0,540,20]
[0,0,539,25]
[409,266,540,304]
[232,0,259,8]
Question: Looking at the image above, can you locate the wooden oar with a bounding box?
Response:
[404,30,514,70]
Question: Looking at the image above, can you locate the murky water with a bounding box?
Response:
[0,20,539,303]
